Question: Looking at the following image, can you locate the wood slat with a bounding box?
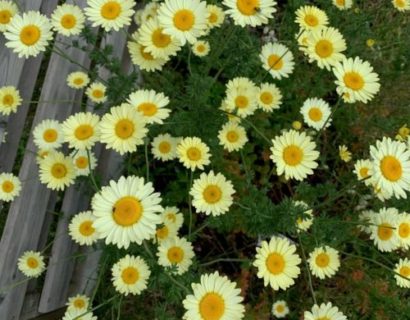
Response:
[0,0,57,150]
[19,193,58,320]
[38,28,130,313]
[0,27,91,320]
[67,32,130,299]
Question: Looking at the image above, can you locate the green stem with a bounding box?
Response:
[188,170,194,237]
[259,32,303,82]
[87,149,100,192]
[24,100,79,105]
[200,258,248,267]
[187,47,193,76]
[74,295,120,320]
[189,221,210,239]
[143,240,154,259]
[315,97,342,143]
[233,201,251,210]
[116,295,123,320]
[240,149,251,184]
[340,250,408,281]
[297,233,317,305]
[222,111,271,144]
[0,277,31,295]
[144,138,150,181]
[90,255,108,304]
[164,272,190,293]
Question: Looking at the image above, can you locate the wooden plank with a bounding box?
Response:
[0,50,44,172]
[0,0,56,149]
[0,20,91,320]
[19,193,57,320]
[37,183,89,313]
[68,148,123,298]
[68,32,130,298]
[38,23,129,312]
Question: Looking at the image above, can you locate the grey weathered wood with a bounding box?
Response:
[38,24,129,312]
[68,147,123,298]
[0,0,57,150]
[37,183,90,313]
[0,49,44,172]
[0,0,44,88]
[0,19,91,320]
[68,31,131,298]
[20,192,57,320]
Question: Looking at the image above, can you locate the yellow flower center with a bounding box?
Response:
[196,44,206,53]
[276,304,285,313]
[138,102,158,117]
[75,156,89,169]
[343,72,364,91]
[237,0,260,16]
[266,252,285,275]
[2,180,14,193]
[115,119,135,139]
[359,167,369,179]
[74,124,94,141]
[395,0,406,8]
[315,252,330,268]
[235,95,249,109]
[0,10,11,24]
[27,257,39,269]
[158,141,171,154]
[304,14,319,27]
[74,78,84,86]
[167,246,184,263]
[202,185,222,204]
[380,156,402,182]
[226,130,239,143]
[167,213,176,222]
[283,145,303,166]
[292,121,302,130]
[101,1,122,20]
[315,39,334,58]
[308,107,323,122]
[112,196,143,226]
[61,14,76,29]
[20,25,41,46]
[2,94,14,106]
[51,163,68,179]
[186,147,201,161]
[400,266,410,277]
[398,222,410,239]
[377,223,393,241]
[260,92,273,105]
[140,46,154,60]
[73,298,86,309]
[173,9,195,31]
[92,89,104,99]
[268,54,284,70]
[317,317,330,320]
[336,0,345,5]
[43,129,58,143]
[152,28,171,48]
[199,292,225,320]
[79,220,95,236]
[209,12,218,23]
[121,266,139,285]
[156,225,169,239]
[399,126,410,138]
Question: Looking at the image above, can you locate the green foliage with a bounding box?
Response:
[4,1,408,319]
